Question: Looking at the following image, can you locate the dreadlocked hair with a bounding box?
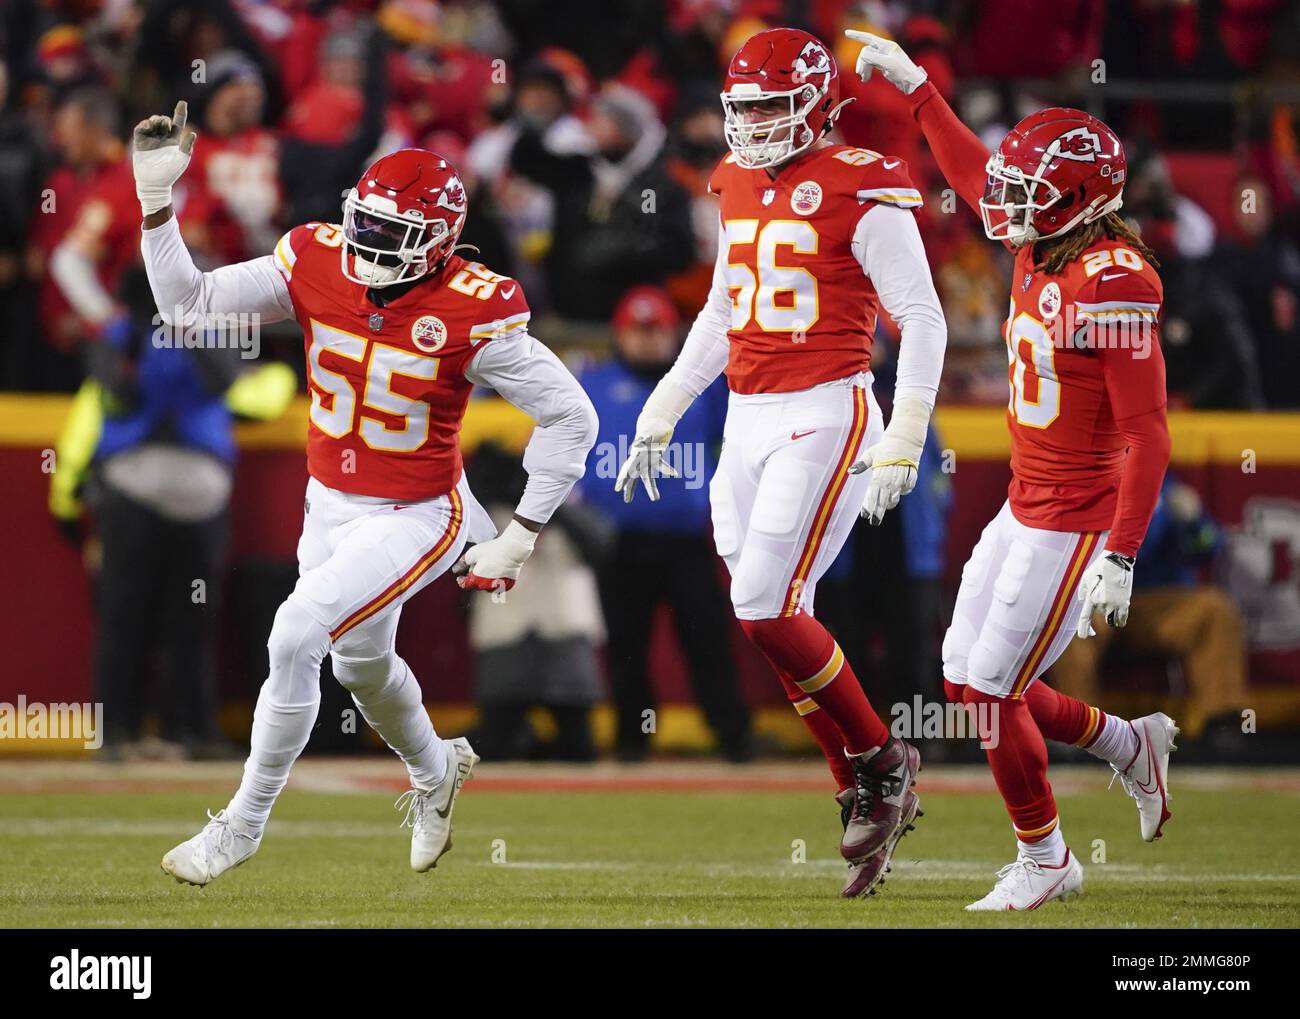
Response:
[1034,212,1159,276]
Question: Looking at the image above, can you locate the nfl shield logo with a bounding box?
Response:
[368,312,385,332]
[1022,273,1033,292]
[762,189,776,206]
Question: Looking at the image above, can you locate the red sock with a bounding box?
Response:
[943,678,964,703]
[963,687,1059,844]
[1022,680,1107,749]
[740,614,889,755]
[777,670,855,791]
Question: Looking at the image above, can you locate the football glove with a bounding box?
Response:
[1076,551,1135,638]
[614,377,693,503]
[849,397,929,525]
[844,29,929,94]
[132,101,197,216]
[454,520,537,594]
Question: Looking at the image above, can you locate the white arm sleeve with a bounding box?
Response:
[665,223,731,399]
[140,215,295,326]
[851,204,947,410]
[466,333,599,525]
[50,241,115,326]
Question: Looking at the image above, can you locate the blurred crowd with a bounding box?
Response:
[6,0,1293,760]
[2,0,1300,404]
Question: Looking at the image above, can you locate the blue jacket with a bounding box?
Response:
[95,318,236,465]
[1134,476,1222,589]
[578,358,727,534]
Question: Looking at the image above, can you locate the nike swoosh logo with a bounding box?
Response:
[1100,271,1128,281]
[883,159,900,169]
[1025,869,1072,910]
[501,285,517,300]
[434,759,472,818]
[1134,731,1161,795]
[790,430,817,441]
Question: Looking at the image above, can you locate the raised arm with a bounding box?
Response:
[134,102,294,325]
[846,30,990,215]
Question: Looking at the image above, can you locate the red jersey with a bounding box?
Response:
[30,157,133,348]
[1004,239,1166,541]
[908,80,1170,556]
[275,223,530,501]
[189,128,281,258]
[708,144,923,395]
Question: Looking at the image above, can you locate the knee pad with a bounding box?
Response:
[730,545,790,619]
[267,599,331,684]
[331,651,396,699]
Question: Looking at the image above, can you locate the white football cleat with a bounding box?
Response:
[965,849,1083,912]
[396,736,479,872]
[161,809,261,886]
[1112,712,1178,841]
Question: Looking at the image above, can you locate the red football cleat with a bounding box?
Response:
[841,737,921,862]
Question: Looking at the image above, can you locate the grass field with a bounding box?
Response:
[1,759,1298,928]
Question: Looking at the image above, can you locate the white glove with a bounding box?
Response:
[1076,551,1135,638]
[132,100,197,216]
[844,29,929,95]
[614,377,693,503]
[849,397,929,525]
[453,520,537,594]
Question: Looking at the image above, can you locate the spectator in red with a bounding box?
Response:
[380,0,498,143]
[27,87,128,390]
[280,25,396,226]
[834,14,954,192]
[189,50,282,258]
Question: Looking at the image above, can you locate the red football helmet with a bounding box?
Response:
[980,108,1127,246]
[721,28,850,169]
[341,149,468,288]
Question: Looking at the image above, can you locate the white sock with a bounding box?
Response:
[227,688,320,833]
[1087,714,1140,768]
[334,654,447,791]
[1018,826,1067,867]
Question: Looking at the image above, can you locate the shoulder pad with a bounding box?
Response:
[274,222,338,281]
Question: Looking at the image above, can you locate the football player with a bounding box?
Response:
[616,28,948,898]
[133,103,598,885]
[850,31,1178,911]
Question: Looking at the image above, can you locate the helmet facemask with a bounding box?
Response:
[721,83,824,169]
[979,152,1124,247]
[340,190,453,288]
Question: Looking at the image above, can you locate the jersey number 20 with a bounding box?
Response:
[1007,310,1060,429]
